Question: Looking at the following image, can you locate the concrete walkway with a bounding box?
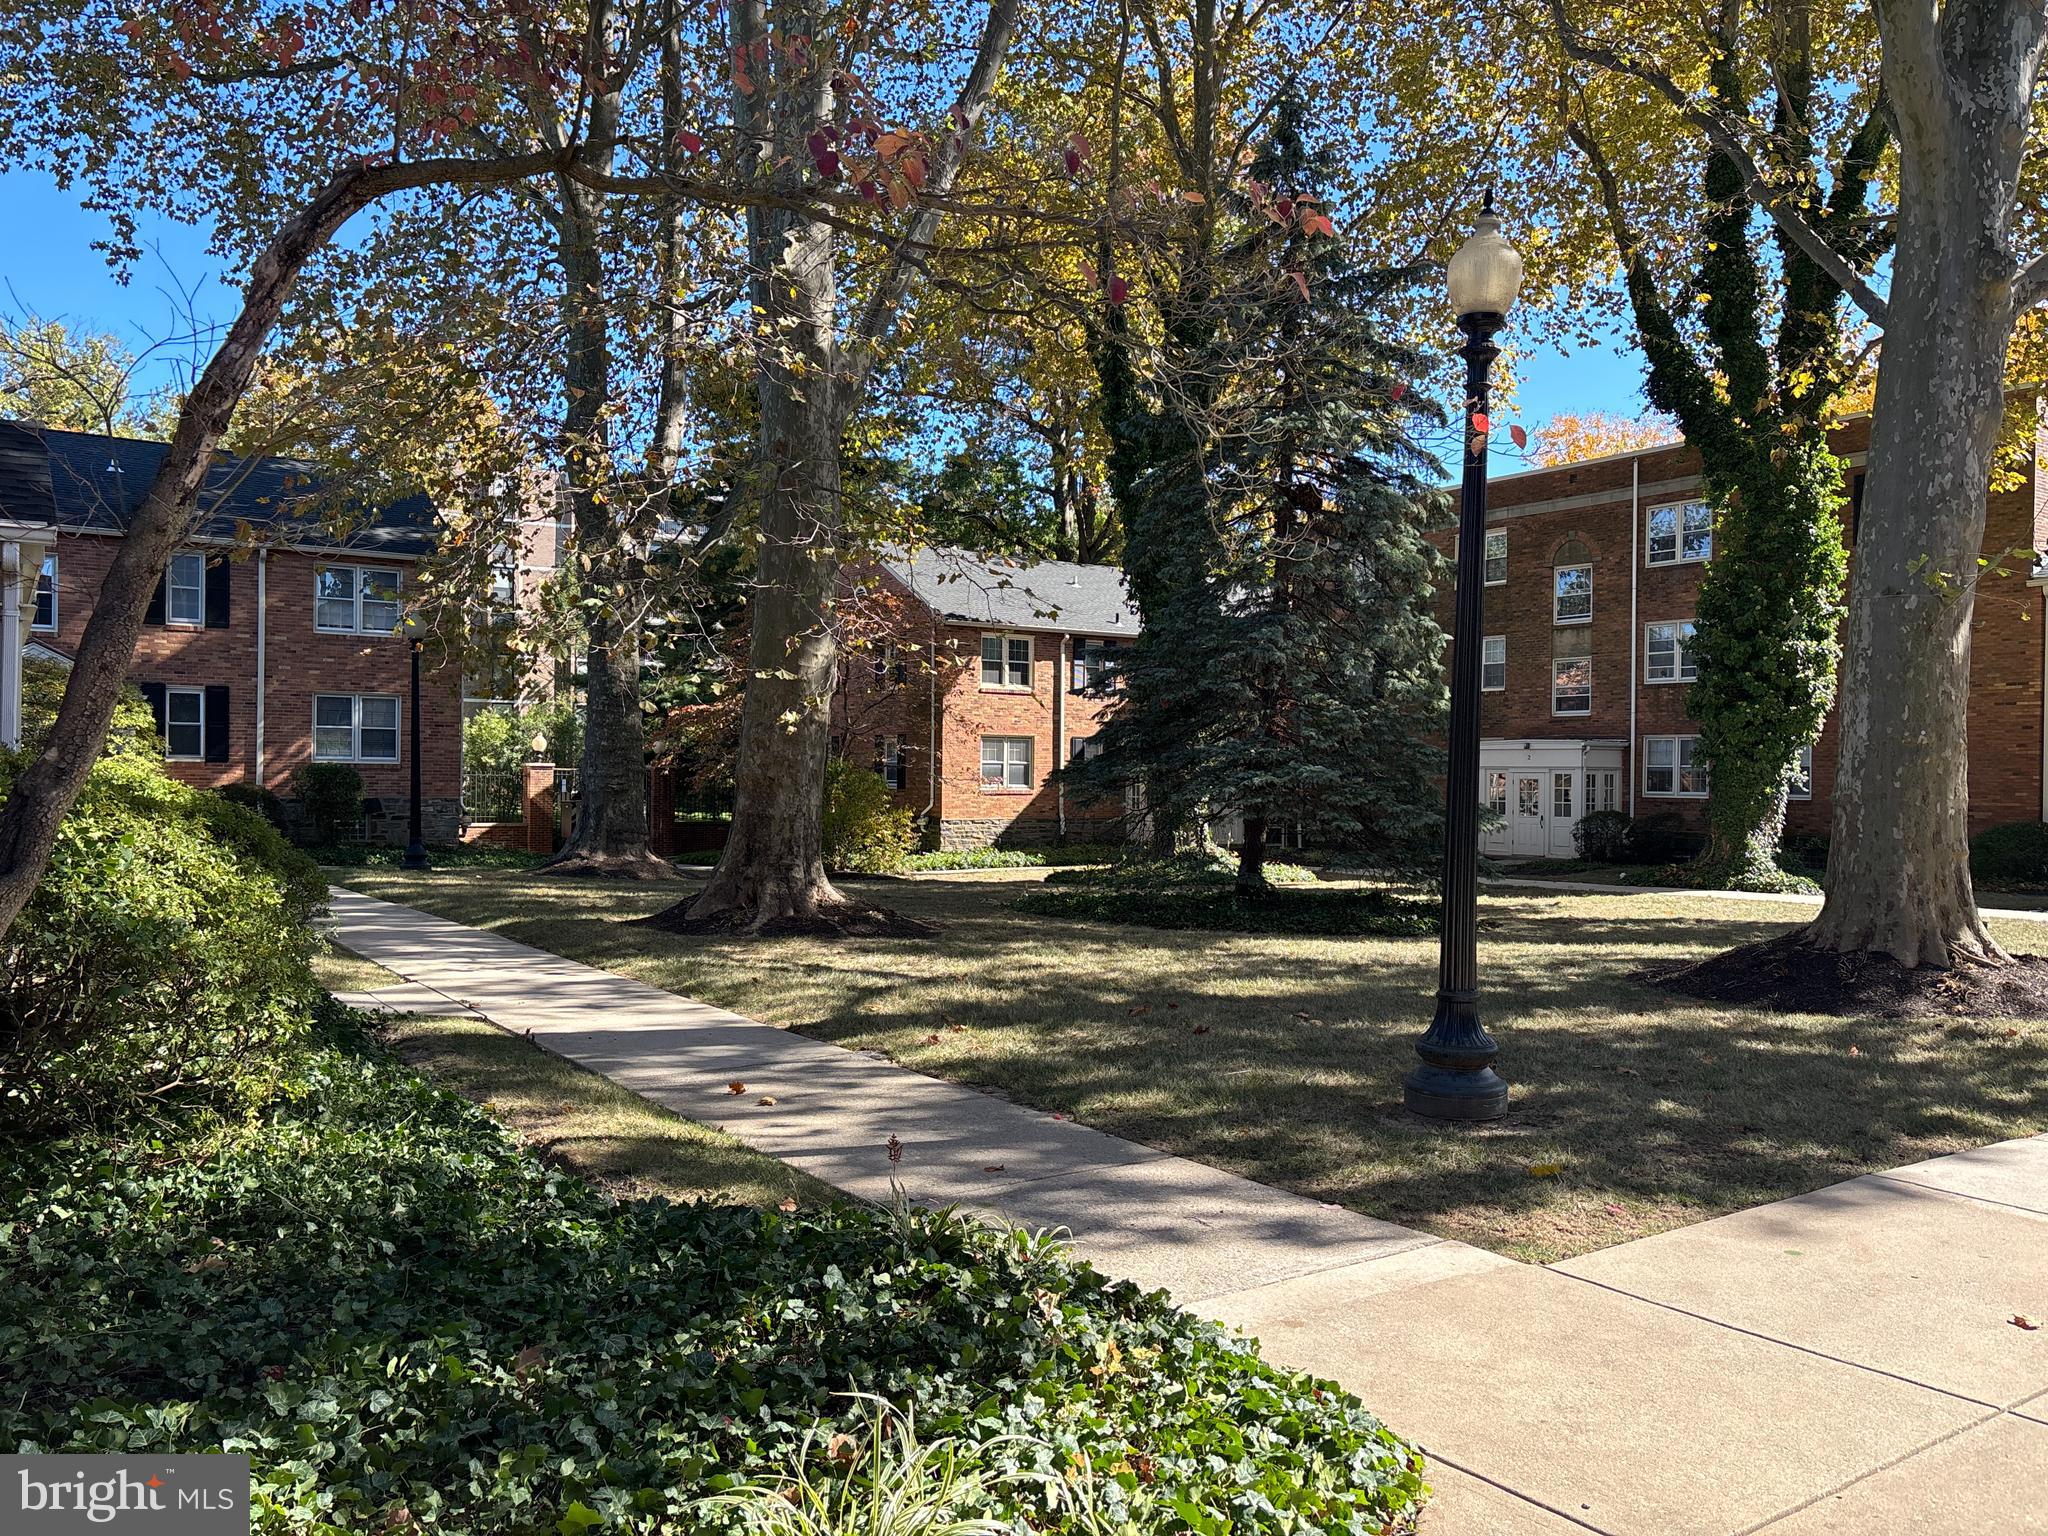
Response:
[323,886,2048,1536]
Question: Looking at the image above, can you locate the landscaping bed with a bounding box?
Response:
[1015,857,1435,937]
[1,1003,1427,1534]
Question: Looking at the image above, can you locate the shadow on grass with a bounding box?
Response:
[339,871,2048,1260]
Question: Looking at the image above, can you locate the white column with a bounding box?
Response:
[1,541,22,751]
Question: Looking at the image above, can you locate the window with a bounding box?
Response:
[1788,743,1815,800]
[1483,529,1508,585]
[1072,637,1124,691]
[164,686,204,760]
[979,632,1032,689]
[1553,772,1574,820]
[1552,656,1592,716]
[1553,563,1593,624]
[1583,770,1618,813]
[167,552,206,626]
[316,564,402,633]
[979,735,1032,789]
[1645,620,1698,683]
[1646,500,1713,565]
[1481,635,1506,691]
[32,554,55,631]
[876,734,908,790]
[488,541,517,606]
[1484,771,1508,818]
[871,641,908,686]
[314,693,400,763]
[1644,735,1708,797]
[1070,735,1103,764]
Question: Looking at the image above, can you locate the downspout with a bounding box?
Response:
[923,617,940,836]
[254,548,268,785]
[0,541,20,752]
[1054,633,1068,839]
[1627,457,1639,816]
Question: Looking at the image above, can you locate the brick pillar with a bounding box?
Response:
[647,761,678,855]
[522,761,557,854]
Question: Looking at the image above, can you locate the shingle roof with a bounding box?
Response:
[882,545,1138,637]
[0,422,439,556]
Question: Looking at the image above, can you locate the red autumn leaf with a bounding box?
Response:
[1471,411,1492,434]
[1389,380,1409,402]
[2012,1314,2041,1330]
[1510,424,1529,450]
[1080,259,1098,287]
[1302,213,1336,238]
[1108,275,1128,306]
[676,129,703,154]
[1064,148,1081,176]
[1289,270,1310,301]
[900,154,926,190]
[727,1081,746,1095]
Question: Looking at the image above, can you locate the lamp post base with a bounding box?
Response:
[1403,1062,1509,1121]
[401,844,429,872]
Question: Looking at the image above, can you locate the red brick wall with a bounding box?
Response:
[1429,416,2046,841]
[40,533,463,806]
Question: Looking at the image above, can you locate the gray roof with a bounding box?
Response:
[0,422,438,556]
[883,545,1137,637]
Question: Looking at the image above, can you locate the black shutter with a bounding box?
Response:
[203,685,230,763]
[143,575,165,626]
[204,557,230,629]
[137,681,167,739]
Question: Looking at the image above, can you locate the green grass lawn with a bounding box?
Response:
[335,869,2048,1264]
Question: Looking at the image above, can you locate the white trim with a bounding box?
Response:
[978,733,1034,790]
[163,684,206,761]
[165,551,206,628]
[313,562,403,635]
[1644,498,1713,567]
[1642,734,1708,798]
[1643,619,1698,684]
[1483,528,1508,586]
[1551,656,1592,716]
[312,691,402,764]
[1552,562,1593,624]
[31,552,56,633]
[1481,634,1507,691]
[49,522,427,563]
[977,630,1034,691]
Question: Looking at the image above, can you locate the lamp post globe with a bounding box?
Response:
[1405,191,1523,1122]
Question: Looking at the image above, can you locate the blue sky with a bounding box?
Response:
[2,165,1653,449]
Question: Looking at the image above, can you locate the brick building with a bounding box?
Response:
[835,546,1137,849]
[0,422,468,842]
[1433,415,2048,859]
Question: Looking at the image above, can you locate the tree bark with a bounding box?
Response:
[1236,813,1268,890]
[0,150,563,941]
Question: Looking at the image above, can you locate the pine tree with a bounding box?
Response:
[1077,92,1448,887]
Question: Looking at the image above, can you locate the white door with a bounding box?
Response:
[1481,771,1509,855]
[1509,774,1546,856]
[1549,771,1578,855]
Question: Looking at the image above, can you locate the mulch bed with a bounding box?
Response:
[1643,932,2048,1019]
[638,901,939,940]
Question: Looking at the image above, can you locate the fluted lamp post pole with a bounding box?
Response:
[1405,191,1524,1122]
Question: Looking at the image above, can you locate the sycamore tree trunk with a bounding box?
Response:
[0,151,561,941]
[1807,0,2044,965]
[1807,202,2012,964]
[1236,813,1268,890]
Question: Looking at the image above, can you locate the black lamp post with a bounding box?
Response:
[1405,191,1523,1122]
[402,634,429,871]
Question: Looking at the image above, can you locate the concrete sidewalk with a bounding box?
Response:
[324,886,2048,1536]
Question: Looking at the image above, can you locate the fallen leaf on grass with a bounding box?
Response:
[776,1197,798,1213]
[922,1033,942,1045]
[983,1164,1006,1173]
[1051,1112,1071,1121]
[1848,1045,1863,1057]
[757,1096,778,1106]
[727,1082,747,1095]
[1603,1203,1626,1216]
[2012,1315,2041,1331]
[1128,1005,1151,1016]
[1192,1025,1211,1036]
[1526,1162,1563,1178]
[947,1023,967,1033]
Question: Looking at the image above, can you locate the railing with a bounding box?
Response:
[462,767,524,824]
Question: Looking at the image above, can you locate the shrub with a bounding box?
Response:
[1574,809,1633,863]
[1780,832,1830,874]
[1971,820,2048,885]
[0,1015,1428,1534]
[1625,811,1700,865]
[463,698,583,778]
[901,843,1124,872]
[821,758,915,874]
[290,761,364,844]
[216,780,288,830]
[0,755,319,1137]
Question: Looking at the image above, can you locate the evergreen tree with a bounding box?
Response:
[1077,92,1448,886]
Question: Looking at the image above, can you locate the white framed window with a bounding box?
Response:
[1552,656,1592,716]
[871,640,907,686]
[1483,529,1508,585]
[166,552,206,627]
[1645,620,1698,683]
[1644,735,1708,797]
[979,632,1032,689]
[1647,500,1713,566]
[1583,770,1618,813]
[163,685,205,760]
[876,734,908,790]
[315,564,402,634]
[1481,635,1506,691]
[1553,771,1574,820]
[32,554,56,632]
[1484,771,1508,818]
[314,693,400,763]
[1070,735,1103,764]
[1788,742,1815,800]
[1553,563,1592,624]
[1072,637,1123,691]
[979,734,1032,790]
